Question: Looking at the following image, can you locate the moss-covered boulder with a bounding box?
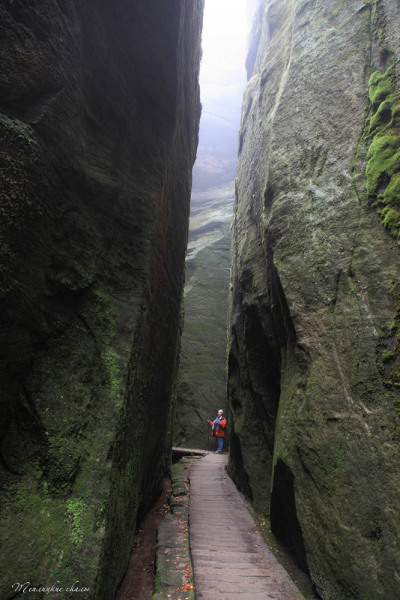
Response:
[0,1,204,598]
[228,1,400,598]
[173,183,233,449]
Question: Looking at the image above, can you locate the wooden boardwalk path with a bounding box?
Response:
[189,453,305,600]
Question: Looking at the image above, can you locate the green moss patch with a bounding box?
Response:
[362,60,400,431]
[365,66,400,239]
[369,68,395,107]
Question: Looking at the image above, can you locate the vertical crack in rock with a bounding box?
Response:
[270,458,309,574]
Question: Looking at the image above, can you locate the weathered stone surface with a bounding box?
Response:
[152,457,195,600]
[228,1,400,599]
[174,183,233,449]
[0,1,203,598]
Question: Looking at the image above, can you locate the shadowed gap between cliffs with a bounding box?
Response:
[228,247,311,577]
[265,256,311,579]
[265,259,311,576]
[271,459,309,575]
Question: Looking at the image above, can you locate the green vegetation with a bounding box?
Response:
[362,61,400,427]
[382,348,397,362]
[0,282,126,597]
[365,66,400,239]
[66,499,85,549]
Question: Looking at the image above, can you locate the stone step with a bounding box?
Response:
[194,560,268,569]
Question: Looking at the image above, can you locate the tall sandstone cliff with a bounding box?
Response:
[0,1,203,598]
[228,0,400,598]
[174,183,233,449]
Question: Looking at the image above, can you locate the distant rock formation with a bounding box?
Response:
[192,112,240,191]
[228,0,400,598]
[0,1,203,598]
[174,183,233,449]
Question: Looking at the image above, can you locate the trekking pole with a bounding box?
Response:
[207,420,209,453]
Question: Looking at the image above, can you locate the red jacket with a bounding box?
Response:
[210,417,226,437]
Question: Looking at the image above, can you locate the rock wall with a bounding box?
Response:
[228,1,400,598]
[0,1,203,598]
[174,183,233,449]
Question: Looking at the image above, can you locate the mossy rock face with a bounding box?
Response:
[369,67,395,107]
[0,1,204,599]
[228,1,400,599]
[365,66,400,241]
[173,183,234,450]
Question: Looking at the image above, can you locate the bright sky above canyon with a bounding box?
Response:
[192,0,257,189]
[199,0,248,105]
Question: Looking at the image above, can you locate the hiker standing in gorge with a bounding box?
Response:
[207,409,226,453]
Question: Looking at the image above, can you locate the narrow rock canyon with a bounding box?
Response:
[1,1,400,599]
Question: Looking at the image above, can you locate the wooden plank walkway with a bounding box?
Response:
[188,453,306,600]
